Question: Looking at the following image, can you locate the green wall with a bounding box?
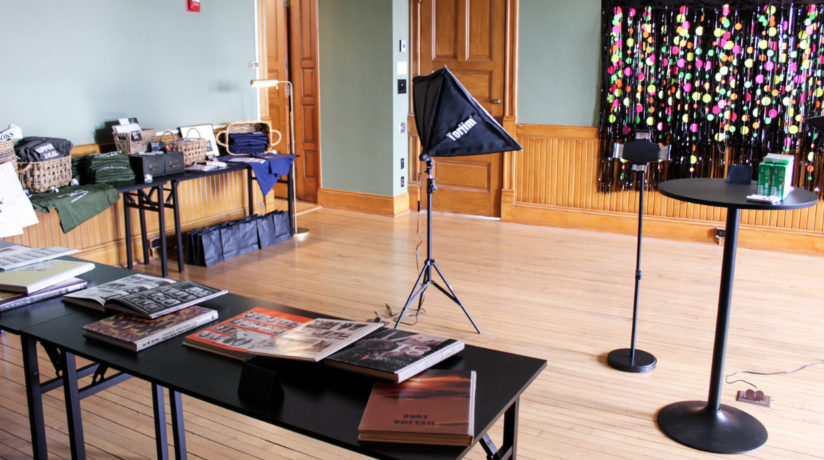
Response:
[518,0,601,127]
[0,0,257,145]
[318,0,407,197]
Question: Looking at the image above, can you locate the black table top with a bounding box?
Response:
[113,163,251,193]
[658,178,819,210]
[16,264,546,460]
[0,256,136,334]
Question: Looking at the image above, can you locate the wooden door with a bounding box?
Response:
[260,0,321,203]
[260,0,290,199]
[289,0,321,203]
[411,0,514,217]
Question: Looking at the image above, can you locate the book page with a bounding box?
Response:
[0,246,78,270]
[65,274,175,306]
[186,307,310,354]
[112,281,222,317]
[250,319,381,360]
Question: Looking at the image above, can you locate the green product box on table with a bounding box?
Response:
[757,163,772,196]
[764,153,794,199]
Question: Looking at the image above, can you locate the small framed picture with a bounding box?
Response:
[131,131,143,141]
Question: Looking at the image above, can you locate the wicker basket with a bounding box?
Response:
[18,156,73,194]
[0,140,16,172]
[114,129,157,154]
[216,120,282,155]
[163,129,207,166]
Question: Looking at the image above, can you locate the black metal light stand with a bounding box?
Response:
[607,138,665,373]
[393,155,482,333]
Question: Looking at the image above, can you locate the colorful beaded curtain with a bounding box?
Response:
[598,1,824,194]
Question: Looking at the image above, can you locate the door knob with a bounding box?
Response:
[492,99,502,104]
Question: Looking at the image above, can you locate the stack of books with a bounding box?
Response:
[0,246,92,312]
[66,274,226,352]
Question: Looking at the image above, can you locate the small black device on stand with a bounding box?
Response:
[607,132,668,373]
[395,67,522,332]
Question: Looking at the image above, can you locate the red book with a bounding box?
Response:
[183,307,310,360]
[358,370,476,446]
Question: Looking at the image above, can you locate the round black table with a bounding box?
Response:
[656,178,818,454]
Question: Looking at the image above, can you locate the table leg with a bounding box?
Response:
[479,397,518,460]
[123,197,133,270]
[139,193,150,265]
[503,398,519,459]
[169,390,188,460]
[158,186,168,279]
[152,384,170,460]
[657,208,768,454]
[61,351,86,460]
[287,165,295,235]
[247,168,255,216]
[171,182,184,273]
[21,336,48,460]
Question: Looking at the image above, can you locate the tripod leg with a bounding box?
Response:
[394,263,431,330]
[432,262,481,334]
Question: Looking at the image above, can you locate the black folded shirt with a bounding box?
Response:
[15,136,73,162]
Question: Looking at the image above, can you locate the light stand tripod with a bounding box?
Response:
[393,155,482,333]
[607,137,666,373]
[607,163,656,372]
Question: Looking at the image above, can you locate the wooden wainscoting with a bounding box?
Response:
[2,145,280,265]
[504,123,824,255]
[318,189,409,217]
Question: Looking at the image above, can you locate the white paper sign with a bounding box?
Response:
[0,163,39,238]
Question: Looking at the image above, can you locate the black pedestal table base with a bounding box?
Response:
[658,401,767,454]
[607,348,656,373]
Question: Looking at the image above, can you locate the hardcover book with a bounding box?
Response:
[0,278,87,312]
[63,274,175,311]
[358,370,476,446]
[83,306,218,352]
[325,329,464,383]
[66,277,225,319]
[0,244,80,270]
[183,307,311,360]
[247,319,383,362]
[0,260,94,294]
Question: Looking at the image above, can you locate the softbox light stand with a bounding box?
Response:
[607,138,661,373]
[394,67,522,332]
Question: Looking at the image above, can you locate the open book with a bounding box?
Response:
[64,274,175,311]
[0,244,80,271]
[65,276,226,319]
[247,319,383,362]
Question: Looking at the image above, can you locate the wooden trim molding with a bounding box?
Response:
[318,189,409,217]
[511,201,824,255]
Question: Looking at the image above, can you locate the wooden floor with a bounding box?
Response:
[2,207,824,459]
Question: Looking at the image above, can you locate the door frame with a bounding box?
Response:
[407,0,520,216]
[257,0,322,203]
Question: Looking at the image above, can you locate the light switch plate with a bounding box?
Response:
[400,122,406,134]
[400,40,407,52]
[397,61,408,76]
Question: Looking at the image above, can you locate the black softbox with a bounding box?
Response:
[413,67,522,159]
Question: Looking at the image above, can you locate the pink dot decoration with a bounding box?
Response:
[755,74,765,84]
[769,109,778,118]
[765,61,774,70]
[690,123,698,132]
[636,104,644,113]
[624,67,632,76]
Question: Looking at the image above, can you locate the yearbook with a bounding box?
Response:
[247,319,382,362]
[0,260,94,294]
[83,306,218,352]
[184,307,311,360]
[358,370,476,446]
[325,329,464,383]
[0,278,87,312]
